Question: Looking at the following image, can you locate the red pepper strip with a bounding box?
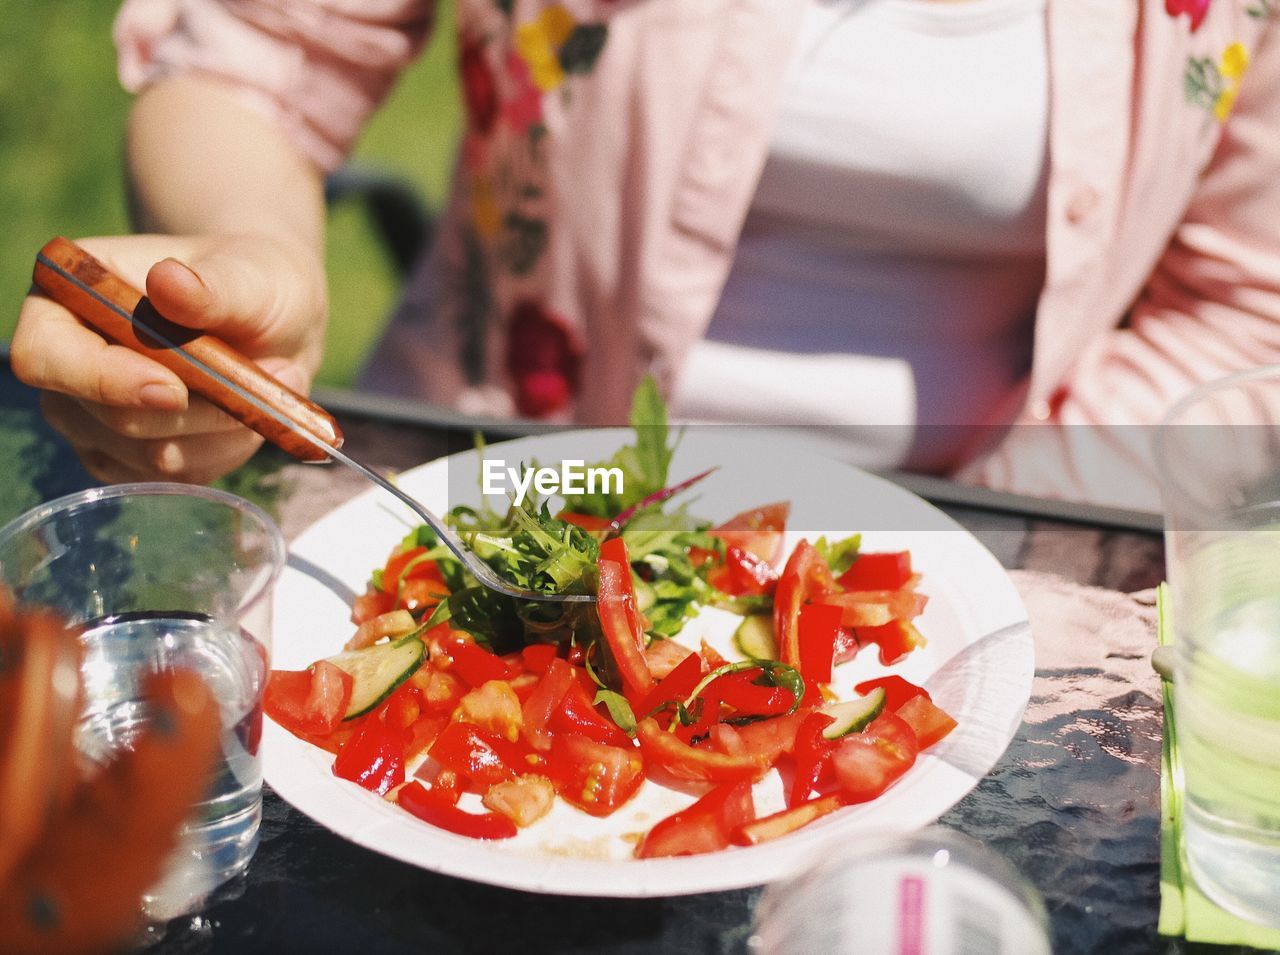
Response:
[798,603,842,683]
[774,540,836,670]
[521,658,575,752]
[733,794,845,847]
[442,636,519,687]
[854,675,931,713]
[632,651,704,723]
[551,680,632,748]
[789,712,836,807]
[332,712,408,795]
[853,619,927,667]
[635,718,770,783]
[596,538,655,695]
[520,643,560,674]
[711,670,793,718]
[397,781,517,840]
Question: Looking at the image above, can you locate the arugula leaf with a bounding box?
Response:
[594,689,638,736]
[815,533,862,576]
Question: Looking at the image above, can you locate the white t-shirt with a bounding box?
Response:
[673,0,1049,468]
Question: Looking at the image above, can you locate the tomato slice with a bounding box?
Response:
[351,587,394,625]
[710,502,790,565]
[382,546,445,595]
[521,658,575,751]
[774,540,836,670]
[551,680,632,748]
[830,712,919,803]
[428,722,520,789]
[636,718,771,783]
[837,551,913,591]
[709,545,780,597]
[635,781,756,859]
[724,711,808,764]
[854,675,931,712]
[896,695,957,750]
[397,781,517,840]
[264,661,353,737]
[596,538,655,695]
[546,733,645,816]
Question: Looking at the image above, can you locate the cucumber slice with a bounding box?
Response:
[820,687,886,739]
[325,634,426,720]
[733,614,778,660]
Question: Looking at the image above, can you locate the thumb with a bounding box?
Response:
[144,238,321,350]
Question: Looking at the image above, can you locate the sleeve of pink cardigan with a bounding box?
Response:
[113,0,435,171]
[962,25,1280,512]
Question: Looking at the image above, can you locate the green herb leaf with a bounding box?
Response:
[594,689,637,735]
[815,533,862,576]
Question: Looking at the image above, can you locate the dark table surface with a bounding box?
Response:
[0,363,1267,955]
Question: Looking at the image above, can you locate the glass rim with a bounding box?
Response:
[0,481,287,616]
[1154,363,1280,509]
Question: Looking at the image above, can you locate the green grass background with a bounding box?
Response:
[0,0,462,387]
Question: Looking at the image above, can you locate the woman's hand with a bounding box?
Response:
[12,232,327,485]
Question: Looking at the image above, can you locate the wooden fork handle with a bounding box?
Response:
[32,236,342,463]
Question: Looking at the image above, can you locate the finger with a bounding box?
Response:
[42,393,264,484]
[145,237,323,352]
[78,393,245,441]
[12,295,188,410]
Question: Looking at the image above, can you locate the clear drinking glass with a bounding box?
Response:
[0,483,285,919]
[1157,366,1280,927]
[753,827,1050,954]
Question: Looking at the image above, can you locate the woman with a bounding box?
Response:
[13,0,1280,508]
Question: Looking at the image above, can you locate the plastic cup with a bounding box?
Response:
[0,483,285,919]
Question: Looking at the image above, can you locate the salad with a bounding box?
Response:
[264,381,956,857]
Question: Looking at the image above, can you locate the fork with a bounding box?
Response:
[32,237,594,605]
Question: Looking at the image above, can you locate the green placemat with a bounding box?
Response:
[1157,583,1280,950]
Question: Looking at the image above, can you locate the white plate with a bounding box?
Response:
[264,430,1032,897]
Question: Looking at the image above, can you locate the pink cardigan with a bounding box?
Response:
[115,0,1280,508]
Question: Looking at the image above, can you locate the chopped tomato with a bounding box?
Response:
[351,587,394,625]
[831,712,919,803]
[382,682,422,729]
[896,695,957,750]
[726,711,808,763]
[710,502,790,565]
[734,794,844,846]
[854,619,927,666]
[837,551,913,591]
[381,546,445,596]
[812,593,894,629]
[438,634,520,687]
[635,718,771,783]
[397,781,517,840]
[332,711,408,795]
[635,781,756,858]
[854,675,931,713]
[396,576,448,614]
[709,545,779,597]
[545,733,645,816]
[428,722,520,789]
[520,643,560,674]
[521,658,575,751]
[551,680,632,748]
[264,661,353,737]
[643,638,696,681]
[345,609,418,651]
[406,715,448,761]
[774,540,836,670]
[413,668,467,715]
[833,627,860,666]
[790,711,837,806]
[797,602,842,683]
[596,538,655,695]
[482,774,556,827]
[455,680,524,743]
